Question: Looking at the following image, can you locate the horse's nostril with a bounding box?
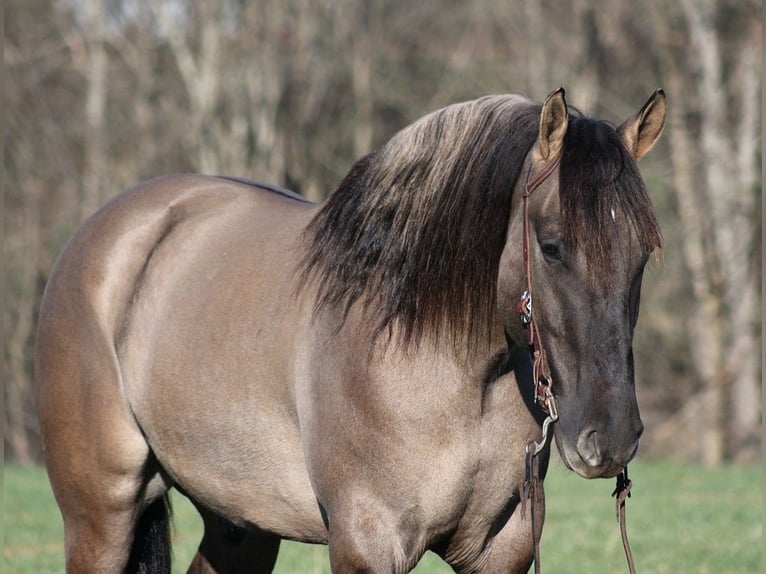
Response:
[576,428,603,468]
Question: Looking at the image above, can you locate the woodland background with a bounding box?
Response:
[4,0,762,466]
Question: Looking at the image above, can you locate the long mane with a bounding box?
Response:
[300,95,661,347]
[301,95,541,347]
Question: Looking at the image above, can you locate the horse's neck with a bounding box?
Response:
[303,300,516,407]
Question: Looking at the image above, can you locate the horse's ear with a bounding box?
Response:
[617,89,667,160]
[535,87,568,162]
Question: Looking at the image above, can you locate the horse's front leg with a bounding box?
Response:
[477,484,545,574]
[325,491,427,574]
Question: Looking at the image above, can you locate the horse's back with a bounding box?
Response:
[39,174,312,340]
[37,173,314,383]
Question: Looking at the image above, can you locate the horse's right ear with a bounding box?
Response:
[535,87,568,163]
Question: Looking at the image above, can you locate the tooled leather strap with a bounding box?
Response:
[519,156,560,413]
[521,156,638,574]
[519,157,560,574]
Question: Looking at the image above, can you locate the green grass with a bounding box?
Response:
[4,461,761,573]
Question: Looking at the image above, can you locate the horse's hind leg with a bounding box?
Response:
[56,487,170,573]
[187,507,280,574]
[36,313,170,572]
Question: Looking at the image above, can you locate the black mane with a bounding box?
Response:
[559,114,662,277]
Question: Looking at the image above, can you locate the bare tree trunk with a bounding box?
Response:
[4,184,40,465]
[247,62,284,181]
[243,1,286,183]
[681,0,762,463]
[350,17,374,159]
[524,0,546,97]
[644,56,727,463]
[664,71,724,388]
[646,0,765,464]
[80,0,107,221]
[726,21,762,459]
[569,0,600,110]
[108,3,159,183]
[288,0,341,201]
[162,3,223,174]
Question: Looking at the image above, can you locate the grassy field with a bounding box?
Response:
[4,460,761,573]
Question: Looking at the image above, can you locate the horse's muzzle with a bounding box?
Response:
[563,425,643,479]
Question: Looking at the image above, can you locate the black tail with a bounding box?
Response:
[126,495,172,573]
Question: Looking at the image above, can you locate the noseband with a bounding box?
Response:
[517,156,637,574]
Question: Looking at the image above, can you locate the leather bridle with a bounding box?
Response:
[518,156,560,574]
[518,158,561,436]
[517,156,637,574]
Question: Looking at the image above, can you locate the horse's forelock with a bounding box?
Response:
[559,115,662,281]
[301,95,541,348]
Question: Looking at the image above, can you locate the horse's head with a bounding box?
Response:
[500,88,666,479]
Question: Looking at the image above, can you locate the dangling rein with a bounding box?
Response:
[518,157,637,574]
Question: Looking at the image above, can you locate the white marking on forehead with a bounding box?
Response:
[611,207,616,222]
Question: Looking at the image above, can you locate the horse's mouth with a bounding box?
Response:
[556,439,632,479]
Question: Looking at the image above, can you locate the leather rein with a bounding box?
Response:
[517,157,637,574]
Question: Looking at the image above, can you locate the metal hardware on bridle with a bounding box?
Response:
[518,156,638,574]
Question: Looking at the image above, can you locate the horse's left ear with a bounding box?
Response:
[536,87,569,162]
[617,89,667,159]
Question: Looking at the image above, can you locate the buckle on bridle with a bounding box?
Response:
[525,411,556,457]
[519,290,533,325]
[535,379,558,420]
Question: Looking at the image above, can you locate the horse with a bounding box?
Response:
[34,87,665,573]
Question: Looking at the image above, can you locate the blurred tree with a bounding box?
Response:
[4,0,761,464]
[645,0,762,464]
[79,0,108,221]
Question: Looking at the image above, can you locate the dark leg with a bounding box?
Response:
[186,508,280,574]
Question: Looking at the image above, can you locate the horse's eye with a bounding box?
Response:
[540,240,563,261]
